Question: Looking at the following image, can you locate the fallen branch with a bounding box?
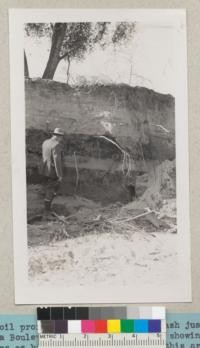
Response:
[110,209,154,224]
[51,211,78,222]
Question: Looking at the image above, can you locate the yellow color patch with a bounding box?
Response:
[107,320,121,333]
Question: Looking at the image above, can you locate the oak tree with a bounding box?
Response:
[25,22,135,81]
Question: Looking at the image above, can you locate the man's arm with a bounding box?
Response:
[52,145,63,180]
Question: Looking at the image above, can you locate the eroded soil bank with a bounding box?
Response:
[26,125,175,206]
[26,80,177,287]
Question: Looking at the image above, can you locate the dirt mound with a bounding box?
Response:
[132,159,176,210]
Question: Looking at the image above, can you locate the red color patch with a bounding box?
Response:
[95,320,107,333]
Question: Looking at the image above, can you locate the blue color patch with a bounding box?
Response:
[134,320,148,333]
[148,320,161,333]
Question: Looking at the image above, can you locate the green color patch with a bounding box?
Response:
[120,320,134,333]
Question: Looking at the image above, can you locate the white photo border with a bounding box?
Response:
[9,8,191,304]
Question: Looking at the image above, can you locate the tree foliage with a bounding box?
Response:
[25,21,135,81]
[60,23,93,61]
[25,23,52,37]
[112,22,135,45]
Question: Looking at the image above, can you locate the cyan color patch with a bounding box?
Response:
[134,319,148,333]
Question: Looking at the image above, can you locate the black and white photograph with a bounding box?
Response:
[9,9,191,304]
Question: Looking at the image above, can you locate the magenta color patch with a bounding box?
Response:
[81,320,95,333]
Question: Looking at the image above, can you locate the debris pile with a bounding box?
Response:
[28,197,178,286]
[27,159,176,247]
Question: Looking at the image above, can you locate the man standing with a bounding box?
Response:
[40,127,64,213]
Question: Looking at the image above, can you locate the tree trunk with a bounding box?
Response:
[24,50,29,78]
[42,23,67,79]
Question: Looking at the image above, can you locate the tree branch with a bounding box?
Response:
[59,51,70,61]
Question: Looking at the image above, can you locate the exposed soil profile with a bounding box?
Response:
[26,79,177,287]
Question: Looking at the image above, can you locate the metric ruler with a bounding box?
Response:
[38,333,166,348]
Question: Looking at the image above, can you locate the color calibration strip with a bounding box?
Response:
[37,307,166,347]
[37,306,165,320]
[38,318,165,334]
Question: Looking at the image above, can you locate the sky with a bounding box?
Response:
[24,21,180,96]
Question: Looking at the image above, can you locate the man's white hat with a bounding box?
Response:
[53,127,64,136]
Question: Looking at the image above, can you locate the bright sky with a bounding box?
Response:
[25,22,180,96]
